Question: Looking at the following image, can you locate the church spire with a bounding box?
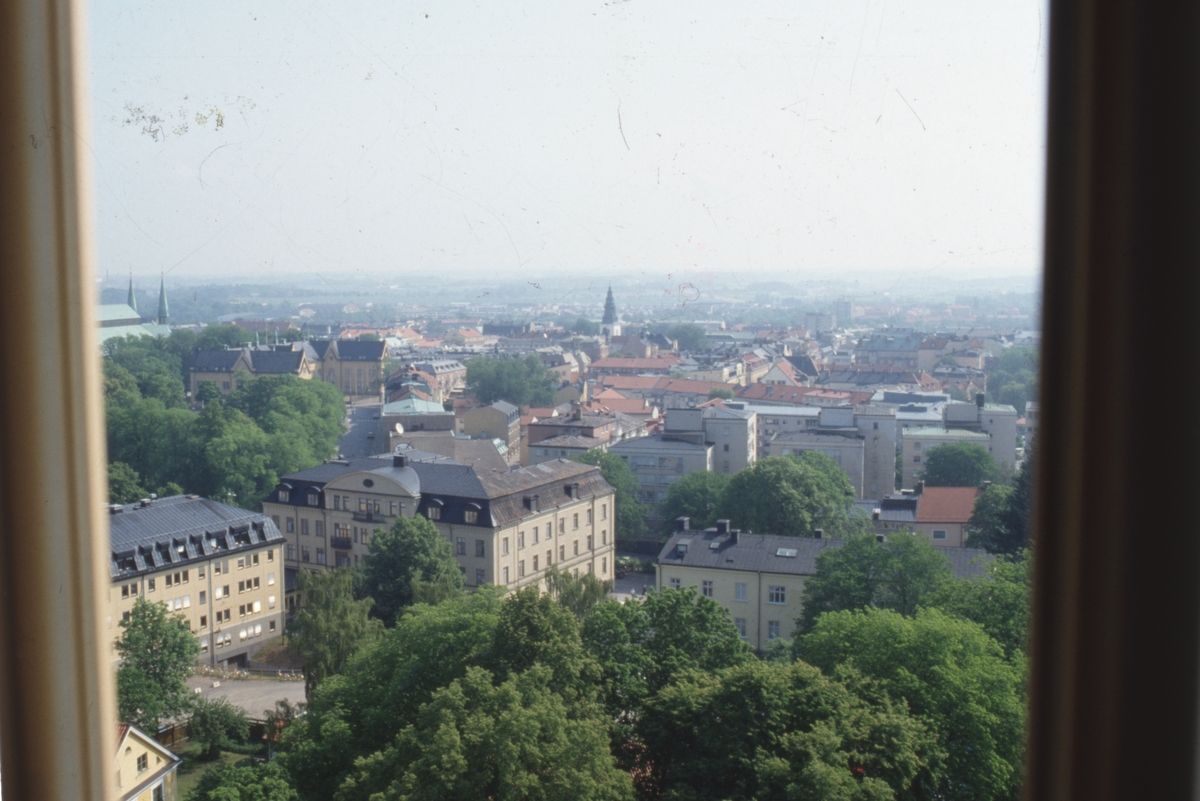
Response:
[156,273,169,325]
[602,286,618,325]
[127,271,138,314]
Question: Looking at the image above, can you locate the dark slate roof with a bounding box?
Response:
[250,349,305,375]
[490,400,520,419]
[192,349,248,372]
[658,528,989,579]
[108,495,283,579]
[534,435,606,449]
[336,340,387,362]
[308,340,335,359]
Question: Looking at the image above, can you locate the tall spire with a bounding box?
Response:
[156,272,169,325]
[602,286,618,325]
[127,271,138,314]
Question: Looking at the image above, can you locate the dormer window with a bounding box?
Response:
[307,491,320,506]
[278,487,290,503]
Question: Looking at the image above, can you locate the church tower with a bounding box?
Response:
[127,272,138,315]
[601,286,621,338]
[156,273,169,325]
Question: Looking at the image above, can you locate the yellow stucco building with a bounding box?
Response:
[115,723,180,801]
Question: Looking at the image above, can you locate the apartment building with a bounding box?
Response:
[107,495,286,668]
[609,434,713,506]
[899,427,992,490]
[263,452,618,591]
[656,519,990,652]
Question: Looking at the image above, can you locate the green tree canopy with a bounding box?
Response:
[357,514,464,626]
[196,323,255,351]
[116,596,201,732]
[573,317,600,335]
[187,697,249,760]
[185,760,299,801]
[716,453,861,538]
[796,608,1026,801]
[987,345,1039,414]
[108,461,147,504]
[934,550,1031,657]
[798,533,954,633]
[920,441,1002,487]
[333,666,633,801]
[656,470,731,536]
[637,659,930,801]
[465,354,557,407]
[571,449,647,543]
[288,569,383,699]
[544,565,611,620]
[707,386,735,400]
[967,458,1033,554]
[666,323,708,351]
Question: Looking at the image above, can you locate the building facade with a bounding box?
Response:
[107,496,286,667]
[115,723,180,801]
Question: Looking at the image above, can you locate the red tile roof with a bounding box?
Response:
[916,486,986,523]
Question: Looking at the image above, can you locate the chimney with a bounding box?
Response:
[915,480,925,496]
[813,528,824,539]
[715,519,730,535]
[728,529,739,546]
[569,482,579,499]
[393,453,409,468]
[676,516,690,533]
[532,494,540,512]
[982,480,992,490]
[975,392,986,409]
[872,509,881,520]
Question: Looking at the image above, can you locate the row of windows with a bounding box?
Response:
[732,618,782,640]
[515,557,606,580]
[201,619,277,651]
[197,595,276,629]
[118,553,274,597]
[514,527,607,551]
[671,578,787,605]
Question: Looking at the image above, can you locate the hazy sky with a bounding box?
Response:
[88,0,1048,286]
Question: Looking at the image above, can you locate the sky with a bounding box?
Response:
[87,0,1048,287]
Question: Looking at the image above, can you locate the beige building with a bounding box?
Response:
[263,452,619,592]
[900,427,992,490]
[115,723,180,801]
[656,520,990,652]
[190,338,386,398]
[462,400,522,458]
[107,496,286,668]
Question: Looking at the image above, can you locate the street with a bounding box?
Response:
[338,400,384,459]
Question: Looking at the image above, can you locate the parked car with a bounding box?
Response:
[614,569,626,579]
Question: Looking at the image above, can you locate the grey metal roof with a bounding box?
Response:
[610,434,710,453]
[191,349,248,373]
[249,349,305,375]
[658,528,989,579]
[336,340,387,362]
[534,435,606,449]
[108,495,283,579]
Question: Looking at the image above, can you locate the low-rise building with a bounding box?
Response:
[656,520,990,652]
[914,485,987,547]
[115,722,181,801]
[263,453,619,591]
[899,427,991,489]
[107,496,286,667]
[461,401,521,456]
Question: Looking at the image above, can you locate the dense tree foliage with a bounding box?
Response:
[656,470,731,536]
[186,760,298,801]
[796,608,1026,801]
[707,386,735,400]
[638,660,930,801]
[357,515,464,626]
[967,457,1034,554]
[573,317,600,335]
[987,345,1039,414]
[934,551,1032,657]
[798,533,953,633]
[187,697,250,759]
[571,449,647,544]
[465,354,557,407]
[920,441,1002,487]
[288,569,383,699]
[108,461,148,503]
[116,597,201,732]
[716,453,863,538]
[666,323,708,351]
[103,338,344,508]
[544,565,611,619]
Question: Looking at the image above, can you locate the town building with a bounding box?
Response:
[263,452,619,591]
[115,722,180,801]
[97,275,171,344]
[601,286,621,338]
[461,401,522,460]
[107,495,286,667]
[899,427,992,489]
[609,434,713,507]
[655,519,990,652]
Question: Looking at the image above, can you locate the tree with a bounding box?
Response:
[572,317,600,335]
[920,441,1002,487]
[288,569,383,698]
[543,565,611,619]
[465,354,557,407]
[798,533,953,633]
[666,323,707,351]
[108,461,147,503]
[186,760,298,801]
[195,380,222,404]
[637,660,929,801]
[796,608,1026,801]
[707,386,734,400]
[357,515,463,626]
[187,697,249,760]
[966,457,1033,554]
[356,333,381,341]
[571,449,647,543]
[935,550,1032,657]
[657,470,730,536]
[195,324,254,351]
[333,666,633,801]
[116,597,201,732]
[716,453,861,538]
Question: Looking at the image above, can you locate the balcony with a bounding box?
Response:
[330,536,352,550]
[352,510,386,523]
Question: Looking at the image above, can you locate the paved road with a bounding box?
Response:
[187,675,306,716]
[609,569,656,603]
[339,400,384,459]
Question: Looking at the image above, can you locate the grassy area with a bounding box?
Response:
[174,744,260,799]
